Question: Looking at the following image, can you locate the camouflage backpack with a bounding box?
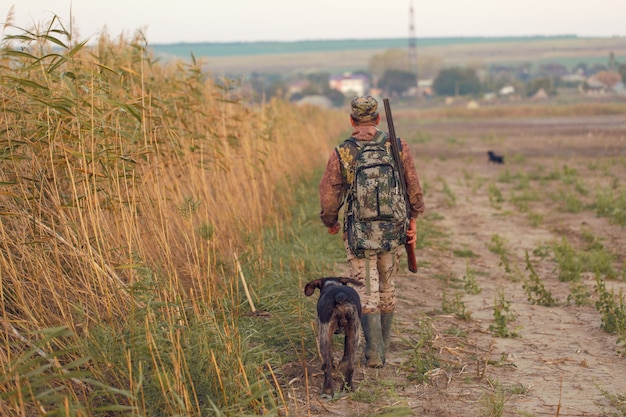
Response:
[337,130,408,258]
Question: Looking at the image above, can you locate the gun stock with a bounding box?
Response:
[383,98,418,273]
[406,242,418,273]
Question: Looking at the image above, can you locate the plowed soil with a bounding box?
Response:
[288,112,626,417]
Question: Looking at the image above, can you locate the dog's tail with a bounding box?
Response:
[335,292,348,304]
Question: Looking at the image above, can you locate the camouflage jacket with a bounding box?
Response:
[319,124,425,229]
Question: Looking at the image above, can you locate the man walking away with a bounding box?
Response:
[319,96,425,367]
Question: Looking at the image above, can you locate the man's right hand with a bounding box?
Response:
[406,218,417,245]
[328,222,340,235]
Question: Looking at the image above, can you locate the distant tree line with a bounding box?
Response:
[241,49,626,104]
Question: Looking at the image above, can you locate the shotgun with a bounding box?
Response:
[383,98,418,273]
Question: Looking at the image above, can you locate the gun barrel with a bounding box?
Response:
[383,98,418,273]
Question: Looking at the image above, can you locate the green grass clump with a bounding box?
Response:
[598,387,626,416]
[522,251,559,307]
[489,289,519,338]
[440,178,457,207]
[592,185,626,226]
[487,234,512,274]
[557,190,585,213]
[488,183,504,209]
[441,290,472,320]
[551,238,584,282]
[552,236,618,283]
[463,262,482,295]
[415,212,448,252]
[0,327,135,416]
[480,384,511,417]
[402,319,440,384]
[594,276,626,355]
[568,281,593,306]
[453,248,479,258]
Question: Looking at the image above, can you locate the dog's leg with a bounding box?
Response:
[318,321,335,396]
[337,315,360,391]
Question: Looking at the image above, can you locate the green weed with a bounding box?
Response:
[557,190,585,213]
[527,211,544,227]
[402,319,440,383]
[542,168,561,182]
[441,178,457,207]
[552,238,583,282]
[592,185,626,226]
[463,262,482,295]
[412,130,434,144]
[561,164,579,183]
[441,290,472,320]
[532,245,551,259]
[552,236,618,282]
[488,183,504,209]
[594,276,626,355]
[522,251,559,307]
[487,234,512,274]
[509,185,538,212]
[568,281,592,306]
[453,248,479,258]
[415,212,448,252]
[480,384,510,417]
[598,387,626,416]
[489,289,519,338]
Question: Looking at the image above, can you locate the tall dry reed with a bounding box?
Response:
[0,16,345,415]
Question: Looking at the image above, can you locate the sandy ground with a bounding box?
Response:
[287,113,626,416]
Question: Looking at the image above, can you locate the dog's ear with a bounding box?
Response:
[304,279,322,296]
[338,277,364,288]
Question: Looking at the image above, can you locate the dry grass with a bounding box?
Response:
[0,17,345,415]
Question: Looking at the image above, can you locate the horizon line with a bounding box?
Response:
[151,34,596,46]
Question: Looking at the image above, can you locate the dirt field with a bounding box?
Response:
[288,112,626,416]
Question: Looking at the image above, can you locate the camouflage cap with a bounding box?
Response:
[350,96,378,122]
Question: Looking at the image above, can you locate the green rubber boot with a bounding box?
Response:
[361,314,384,368]
[381,312,394,363]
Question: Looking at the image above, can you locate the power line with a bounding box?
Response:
[408,0,417,74]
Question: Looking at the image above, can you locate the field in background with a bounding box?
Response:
[151,36,626,74]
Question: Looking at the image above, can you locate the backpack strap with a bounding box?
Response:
[335,137,358,183]
[372,130,388,146]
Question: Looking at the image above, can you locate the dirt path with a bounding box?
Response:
[290,116,626,416]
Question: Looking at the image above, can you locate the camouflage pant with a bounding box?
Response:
[344,240,399,315]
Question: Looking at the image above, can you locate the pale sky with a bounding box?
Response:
[1,0,624,45]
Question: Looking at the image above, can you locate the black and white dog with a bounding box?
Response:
[304,277,363,396]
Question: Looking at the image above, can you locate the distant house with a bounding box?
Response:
[499,85,515,96]
[287,79,309,97]
[532,88,548,100]
[562,73,586,84]
[584,77,608,94]
[417,79,433,97]
[329,73,370,97]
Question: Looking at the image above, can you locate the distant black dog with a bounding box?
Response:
[304,277,363,396]
[487,150,505,164]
